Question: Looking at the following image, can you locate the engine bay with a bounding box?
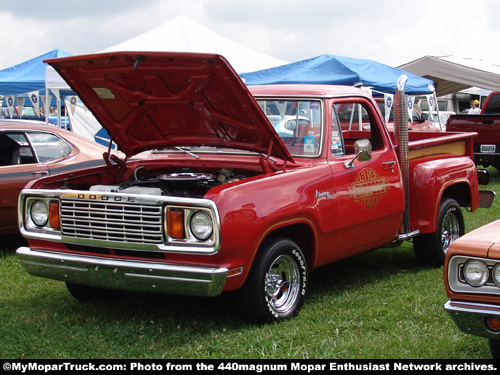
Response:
[90,167,252,198]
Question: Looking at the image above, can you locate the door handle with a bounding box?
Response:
[382,161,396,170]
[32,171,48,176]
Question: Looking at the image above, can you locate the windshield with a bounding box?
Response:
[152,99,323,159]
[256,99,322,157]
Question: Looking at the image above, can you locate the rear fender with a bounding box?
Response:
[410,157,478,234]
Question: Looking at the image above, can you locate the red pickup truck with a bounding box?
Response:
[446,92,500,170]
[16,52,490,323]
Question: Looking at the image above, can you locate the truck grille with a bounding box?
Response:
[60,199,164,244]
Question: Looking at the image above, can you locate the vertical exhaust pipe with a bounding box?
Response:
[394,75,411,234]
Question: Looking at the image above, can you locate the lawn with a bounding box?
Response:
[1,168,499,359]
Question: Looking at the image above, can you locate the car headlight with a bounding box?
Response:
[463,260,489,287]
[190,211,213,240]
[30,200,49,227]
[493,264,500,288]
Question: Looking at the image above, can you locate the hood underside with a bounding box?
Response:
[46,52,293,162]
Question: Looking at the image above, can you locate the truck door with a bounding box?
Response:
[326,99,404,257]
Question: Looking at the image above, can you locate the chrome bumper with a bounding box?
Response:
[16,247,228,297]
[444,300,500,340]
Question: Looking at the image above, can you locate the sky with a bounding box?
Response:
[0,0,499,70]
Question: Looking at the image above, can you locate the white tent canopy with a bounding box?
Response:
[101,15,286,73]
[46,15,287,142]
[398,55,500,97]
[46,15,287,91]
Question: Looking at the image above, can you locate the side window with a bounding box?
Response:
[331,108,344,156]
[484,94,500,114]
[27,132,72,162]
[0,132,36,165]
[336,102,372,130]
[334,101,383,155]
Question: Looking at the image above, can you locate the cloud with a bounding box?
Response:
[1,0,499,74]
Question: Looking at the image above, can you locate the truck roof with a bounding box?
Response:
[248,84,373,98]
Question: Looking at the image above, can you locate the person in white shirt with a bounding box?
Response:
[468,100,481,114]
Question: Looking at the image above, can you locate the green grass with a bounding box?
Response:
[1,169,499,359]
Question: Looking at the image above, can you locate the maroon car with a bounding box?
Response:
[0,120,109,235]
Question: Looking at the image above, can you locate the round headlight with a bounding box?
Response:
[30,200,49,227]
[493,264,500,288]
[190,211,213,240]
[463,260,489,287]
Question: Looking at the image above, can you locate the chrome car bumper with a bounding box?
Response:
[444,300,500,340]
[16,247,228,297]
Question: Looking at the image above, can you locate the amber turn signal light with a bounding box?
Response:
[49,201,60,229]
[168,208,185,239]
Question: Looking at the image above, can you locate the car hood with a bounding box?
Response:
[449,219,500,259]
[46,52,293,162]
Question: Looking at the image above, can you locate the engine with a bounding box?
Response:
[89,168,250,198]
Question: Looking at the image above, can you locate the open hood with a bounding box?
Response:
[46,52,293,162]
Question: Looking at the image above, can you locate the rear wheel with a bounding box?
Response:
[239,237,307,323]
[413,198,464,267]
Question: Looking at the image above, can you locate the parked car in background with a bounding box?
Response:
[0,120,109,235]
[444,219,500,359]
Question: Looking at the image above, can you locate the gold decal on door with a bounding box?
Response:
[350,168,388,209]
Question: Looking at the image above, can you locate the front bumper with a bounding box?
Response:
[444,300,500,340]
[16,247,228,297]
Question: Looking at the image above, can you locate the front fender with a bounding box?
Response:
[208,165,332,289]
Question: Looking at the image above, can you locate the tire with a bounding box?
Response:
[238,237,308,323]
[413,198,464,267]
[489,339,500,359]
[65,282,111,301]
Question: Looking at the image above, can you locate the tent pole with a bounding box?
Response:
[434,92,443,131]
[45,92,49,124]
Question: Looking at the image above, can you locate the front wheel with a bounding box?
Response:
[413,198,464,267]
[66,282,112,301]
[490,339,500,359]
[239,237,308,323]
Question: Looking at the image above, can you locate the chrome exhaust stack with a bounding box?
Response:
[394,75,412,236]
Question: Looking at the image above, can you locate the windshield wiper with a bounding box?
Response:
[175,147,200,159]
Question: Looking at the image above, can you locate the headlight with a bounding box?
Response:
[190,211,213,240]
[30,200,49,227]
[493,264,500,287]
[463,260,489,287]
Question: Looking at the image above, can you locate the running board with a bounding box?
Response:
[398,230,420,241]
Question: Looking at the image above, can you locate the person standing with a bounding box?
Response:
[468,99,481,114]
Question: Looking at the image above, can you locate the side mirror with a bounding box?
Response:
[345,139,372,168]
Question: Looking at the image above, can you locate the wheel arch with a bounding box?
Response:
[260,222,316,271]
[415,180,472,235]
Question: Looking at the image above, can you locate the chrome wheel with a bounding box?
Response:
[413,198,464,267]
[441,209,461,256]
[265,254,301,316]
[238,237,307,322]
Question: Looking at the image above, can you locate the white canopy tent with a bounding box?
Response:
[46,15,287,141]
[398,55,500,97]
[46,15,286,92]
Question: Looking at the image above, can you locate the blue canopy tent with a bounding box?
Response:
[240,54,435,95]
[0,49,72,95]
[0,49,74,126]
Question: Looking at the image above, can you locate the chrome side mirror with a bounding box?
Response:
[345,139,372,168]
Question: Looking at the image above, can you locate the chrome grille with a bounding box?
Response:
[60,199,164,244]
